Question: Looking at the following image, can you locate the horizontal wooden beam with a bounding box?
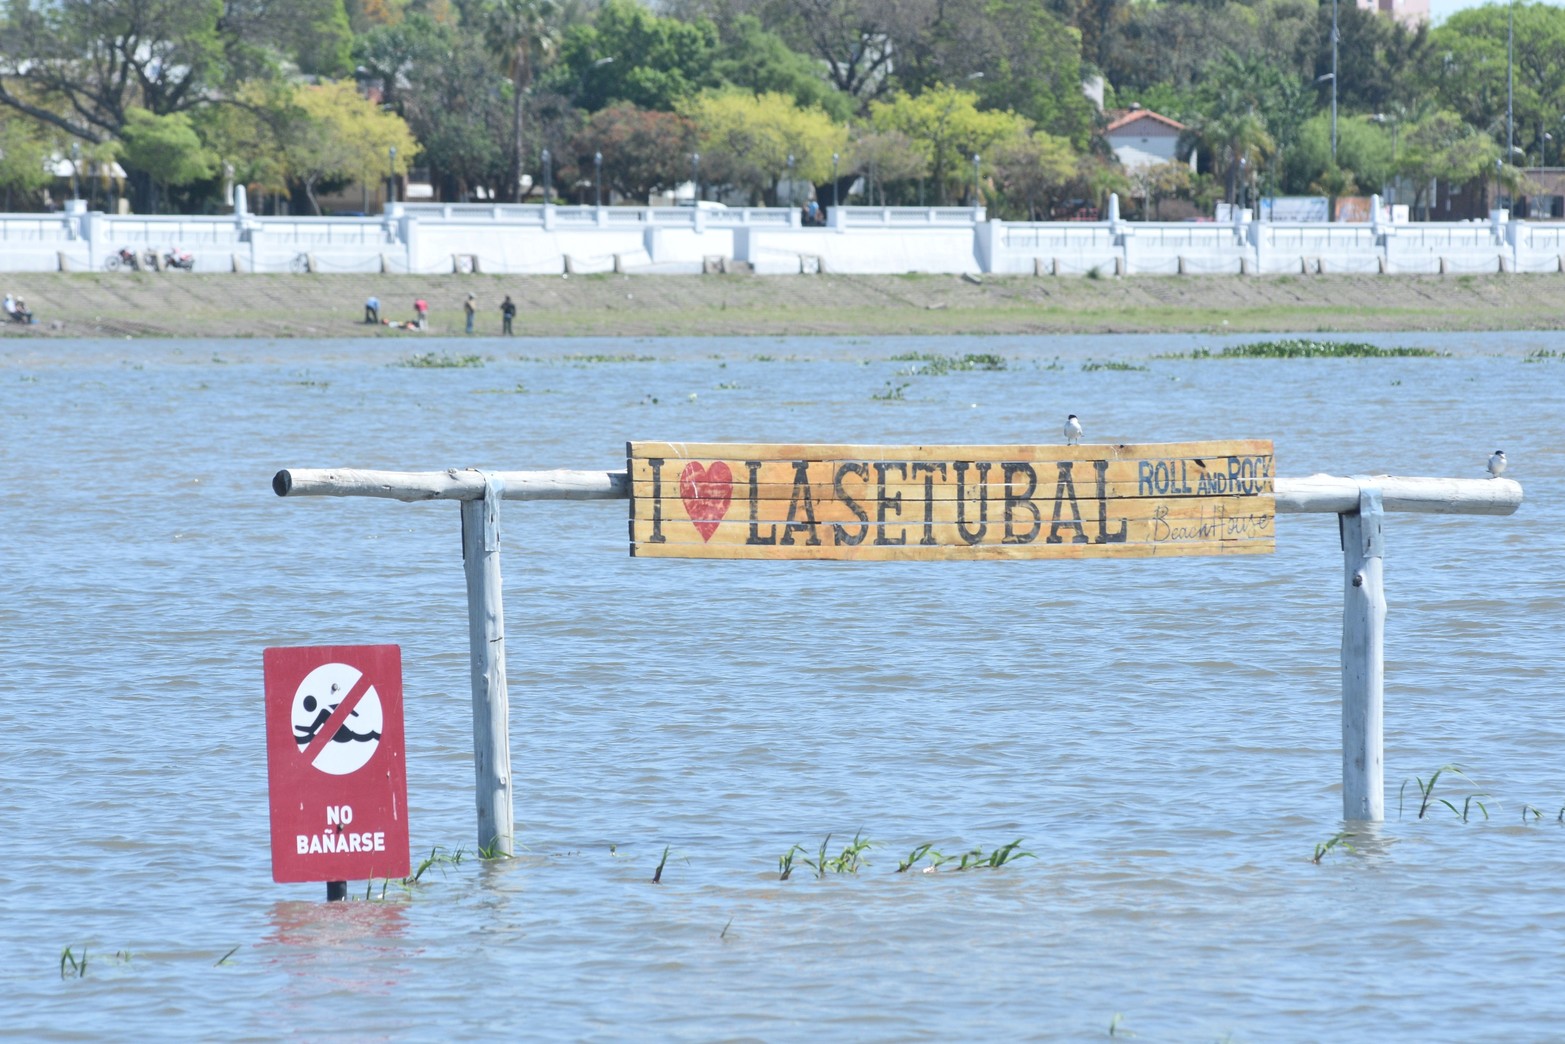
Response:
[273,467,629,502]
[274,468,1523,516]
[1273,474,1522,516]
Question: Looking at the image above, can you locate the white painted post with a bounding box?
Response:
[459,473,514,856]
[1340,485,1385,821]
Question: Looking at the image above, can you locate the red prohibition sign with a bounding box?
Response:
[264,645,410,884]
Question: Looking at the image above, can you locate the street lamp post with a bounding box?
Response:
[785,154,794,206]
[832,152,839,208]
[542,149,552,203]
[1331,0,1339,164]
[387,146,397,208]
[1507,1,1514,167]
[691,152,700,202]
[70,142,80,201]
[971,153,981,209]
[1372,113,1399,203]
[594,151,602,207]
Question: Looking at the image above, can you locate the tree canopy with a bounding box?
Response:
[0,0,1552,216]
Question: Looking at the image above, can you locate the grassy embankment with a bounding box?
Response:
[1,270,1562,339]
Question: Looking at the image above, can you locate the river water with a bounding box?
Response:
[3,331,1563,1039]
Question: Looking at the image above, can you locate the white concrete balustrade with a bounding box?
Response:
[4,195,1561,277]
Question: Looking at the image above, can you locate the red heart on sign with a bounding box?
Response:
[680,461,733,541]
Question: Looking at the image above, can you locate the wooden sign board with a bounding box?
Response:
[627,440,1275,561]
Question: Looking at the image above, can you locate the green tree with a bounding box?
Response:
[1285,113,1391,201]
[894,0,1094,147]
[850,128,927,205]
[1129,159,1194,220]
[345,0,410,32]
[682,90,847,205]
[392,25,512,200]
[567,103,698,203]
[0,0,225,143]
[1187,53,1280,204]
[194,86,292,203]
[989,132,1078,219]
[118,109,217,212]
[870,85,1032,205]
[1425,4,1565,164]
[711,16,853,121]
[757,0,915,102]
[1397,109,1499,218]
[549,0,719,112]
[1100,0,1317,97]
[486,0,563,202]
[1312,0,1426,118]
[0,0,353,146]
[222,0,354,76]
[280,81,417,214]
[0,116,51,210]
[354,13,450,116]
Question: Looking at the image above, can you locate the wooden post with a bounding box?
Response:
[273,467,1521,829]
[460,473,514,856]
[1340,484,1385,821]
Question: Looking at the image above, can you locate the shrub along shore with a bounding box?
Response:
[2,271,1564,340]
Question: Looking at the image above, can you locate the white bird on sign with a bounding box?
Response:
[1064,414,1083,445]
[1487,450,1507,478]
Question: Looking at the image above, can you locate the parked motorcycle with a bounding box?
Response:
[163,249,195,271]
[104,247,143,272]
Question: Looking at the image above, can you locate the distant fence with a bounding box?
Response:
[5,195,1563,277]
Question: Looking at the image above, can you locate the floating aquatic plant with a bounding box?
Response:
[891,352,1006,375]
[400,352,485,368]
[1178,340,1444,359]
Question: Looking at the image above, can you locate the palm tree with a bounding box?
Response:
[486,0,561,202]
[1189,53,1279,205]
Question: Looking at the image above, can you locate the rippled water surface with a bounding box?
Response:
[3,330,1564,1039]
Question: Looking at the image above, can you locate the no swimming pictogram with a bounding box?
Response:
[291,661,383,775]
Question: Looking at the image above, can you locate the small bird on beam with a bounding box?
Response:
[1487,450,1507,478]
[1064,414,1083,445]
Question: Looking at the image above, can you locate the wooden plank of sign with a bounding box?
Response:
[630,511,1272,548]
[630,478,1273,504]
[630,538,1275,561]
[626,439,1275,561]
[628,440,1273,464]
[629,454,1273,491]
[641,495,1273,527]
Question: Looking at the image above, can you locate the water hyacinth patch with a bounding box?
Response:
[1176,340,1445,359]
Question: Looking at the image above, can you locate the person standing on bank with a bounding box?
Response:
[365,295,380,324]
[464,293,477,334]
[500,295,516,336]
